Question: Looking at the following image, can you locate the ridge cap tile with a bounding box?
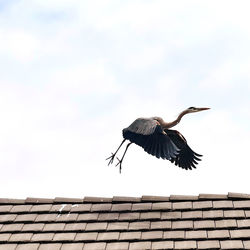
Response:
[83,197,112,203]
[141,195,170,202]
[228,192,250,199]
[199,194,228,200]
[112,196,141,203]
[54,197,83,203]
[0,199,25,205]
[25,198,54,204]
[170,195,198,201]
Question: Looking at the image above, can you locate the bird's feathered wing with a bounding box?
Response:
[123,118,179,160]
[165,129,202,170]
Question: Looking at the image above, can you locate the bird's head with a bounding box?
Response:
[186,107,210,114]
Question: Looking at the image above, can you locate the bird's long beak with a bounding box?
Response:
[197,107,210,111]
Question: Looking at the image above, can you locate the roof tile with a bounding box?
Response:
[0,205,13,213]
[30,205,52,212]
[182,211,203,219]
[85,222,107,231]
[64,223,86,231]
[170,195,198,201]
[140,212,161,220]
[193,201,213,209]
[43,223,65,232]
[31,233,54,242]
[83,242,106,250]
[141,195,169,202]
[16,243,40,250]
[15,214,37,222]
[38,243,62,250]
[70,204,92,212]
[106,242,129,250]
[194,220,215,229]
[213,200,233,208]
[60,243,84,250]
[54,197,83,203]
[0,233,12,242]
[35,214,58,222]
[129,221,150,230]
[111,203,132,212]
[1,223,24,232]
[56,213,78,222]
[237,219,250,228]
[97,232,120,241]
[129,241,151,249]
[174,240,197,249]
[0,214,17,222]
[50,204,72,212]
[185,230,207,239]
[151,202,171,210]
[53,233,76,241]
[98,213,119,221]
[228,192,250,199]
[203,210,223,219]
[163,231,185,239]
[197,240,220,249]
[0,199,25,205]
[215,219,237,228]
[119,231,141,240]
[118,212,140,221]
[172,202,192,210]
[78,213,99,222]
[207,230,230,239]
[83,197,112,203]
[150,221,171,230]
[233,200,250,208]
[112,196,141,203]
[0,244,17,250]
[161,211,181,219]
[131,203,152,211]
[10,205,32,213]
[224,210,245,218]
[152,240,174,249]
[91,204,111,212]
[172,220,193,229]
[230,229,250,238]
[75,232,98,241]
[199,194,228,200]
[22,223,45,232]
[141,231,163,240]
[220,240,244,249]
[107,222,129,231]
[9,233,33,242]
[25,198,54,204]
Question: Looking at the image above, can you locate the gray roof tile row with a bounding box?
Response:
[1,193,250,249]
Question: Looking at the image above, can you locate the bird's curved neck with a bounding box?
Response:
[162,110,189,129]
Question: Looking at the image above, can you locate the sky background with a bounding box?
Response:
[1,0,250,199]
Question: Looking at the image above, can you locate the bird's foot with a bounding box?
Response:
[115,157,123,173]
[106,153,116,166]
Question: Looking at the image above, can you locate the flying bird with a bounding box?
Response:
[106,107,210,172]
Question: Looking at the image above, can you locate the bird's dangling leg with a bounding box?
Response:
[116,142,132,173]
[106,139,126,166]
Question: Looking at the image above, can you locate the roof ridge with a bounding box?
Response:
[1,192,250,205]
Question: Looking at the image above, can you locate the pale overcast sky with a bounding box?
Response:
[1,1,250,199]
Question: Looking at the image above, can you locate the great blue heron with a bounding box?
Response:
[106,107,210,172]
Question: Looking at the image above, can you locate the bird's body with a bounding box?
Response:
[106,107,209,172]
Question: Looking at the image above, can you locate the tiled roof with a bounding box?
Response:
[1,193,250,249]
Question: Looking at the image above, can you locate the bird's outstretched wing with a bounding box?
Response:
[123,118,179,160]
[165,129,202,170]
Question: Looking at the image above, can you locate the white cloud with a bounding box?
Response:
[0,28,40,62]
